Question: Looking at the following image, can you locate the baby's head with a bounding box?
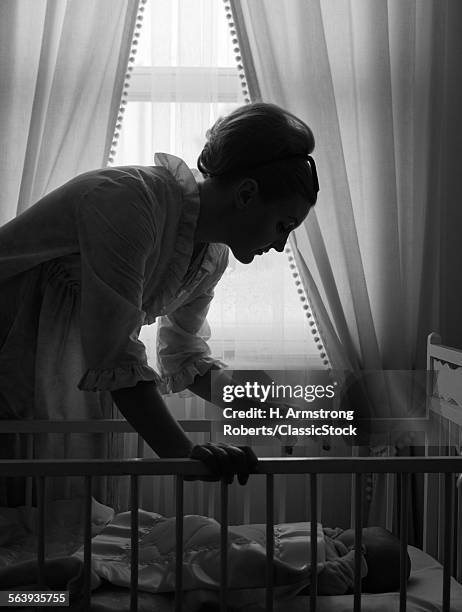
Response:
[337,526,411,593]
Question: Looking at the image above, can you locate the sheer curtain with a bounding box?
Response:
[231,0,443,371]
[0,0,140,506]
[231,0,462,531]
[113,0,326,520]
[0,0,139,224]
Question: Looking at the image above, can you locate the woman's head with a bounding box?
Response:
[196,103,318,263]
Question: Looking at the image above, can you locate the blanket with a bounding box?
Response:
[73,510,330,609]
[0,500,333,610]
[73,510,326,592]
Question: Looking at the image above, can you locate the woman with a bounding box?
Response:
[0,103,319,494]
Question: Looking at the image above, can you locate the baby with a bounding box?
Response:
[312,526,412,595]
[0,516,410,611]
[198,527,412,611]
[193,523,412,612]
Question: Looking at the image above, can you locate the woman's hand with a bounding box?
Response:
[186,442,258,485]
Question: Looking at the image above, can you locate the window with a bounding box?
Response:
[113,0,323,371]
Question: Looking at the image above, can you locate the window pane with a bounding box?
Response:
[135,0,237,67]
[113,101,242,167]
[208,251,323,369]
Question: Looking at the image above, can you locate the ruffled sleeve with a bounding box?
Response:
[75,175,161,392]
[156,247,229,394]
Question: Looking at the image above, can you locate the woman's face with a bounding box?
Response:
[227,182,312,264]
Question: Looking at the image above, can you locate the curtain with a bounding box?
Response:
[231,0,462,534]
[0,0,140,506]
[0,0,139,224]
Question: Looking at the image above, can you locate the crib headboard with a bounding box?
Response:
[427,332,462,429]
[424,332,462,579]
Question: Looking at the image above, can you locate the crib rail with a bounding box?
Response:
[2,455,462,476]
[0,418,211,433]
[1,456,461,612]
[0,418,214,511]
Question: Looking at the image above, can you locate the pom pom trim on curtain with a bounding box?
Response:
[108,0,147,166]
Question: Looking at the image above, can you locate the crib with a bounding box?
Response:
[1,332,462,612]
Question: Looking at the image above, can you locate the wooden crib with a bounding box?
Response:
[1,332,462,612]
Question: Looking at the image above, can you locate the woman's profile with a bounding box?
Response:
[0,102,319,494]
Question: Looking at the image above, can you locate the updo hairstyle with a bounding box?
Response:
[197,102,318,205]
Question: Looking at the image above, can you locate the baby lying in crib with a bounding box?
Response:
[0,505,412,609]
[194,525,412,611]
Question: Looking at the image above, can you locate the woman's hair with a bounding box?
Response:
[197,102,318,205]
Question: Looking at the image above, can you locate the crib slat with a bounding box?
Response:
[266,474,274,612]
[130,475,139,612]
[350,446,358,528]
[279,472,287,523]
[36,476,45,587]
[100,433,108,504]
[137,434,144,458]
[83,476,93,611]
[438,415,445,561]
[310,473,317,612]
[175,476,184,612]
[443,472,453,612]
[457,428,462,582]
[26,434,34,507]
[399,473,408,612]
[385,471,394,532]
[354,473,362,612]
[220,480,229,612]
[64,433,72,499]
[243,480,251,524]
[207,431,216,519]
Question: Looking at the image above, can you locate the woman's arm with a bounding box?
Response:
[111,380,258,484]
[187,367,227,406]
[188,367,271,409]
[111,381,194,458]
[188,367,299,410]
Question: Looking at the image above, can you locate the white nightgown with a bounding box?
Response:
[0,153,228,505]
